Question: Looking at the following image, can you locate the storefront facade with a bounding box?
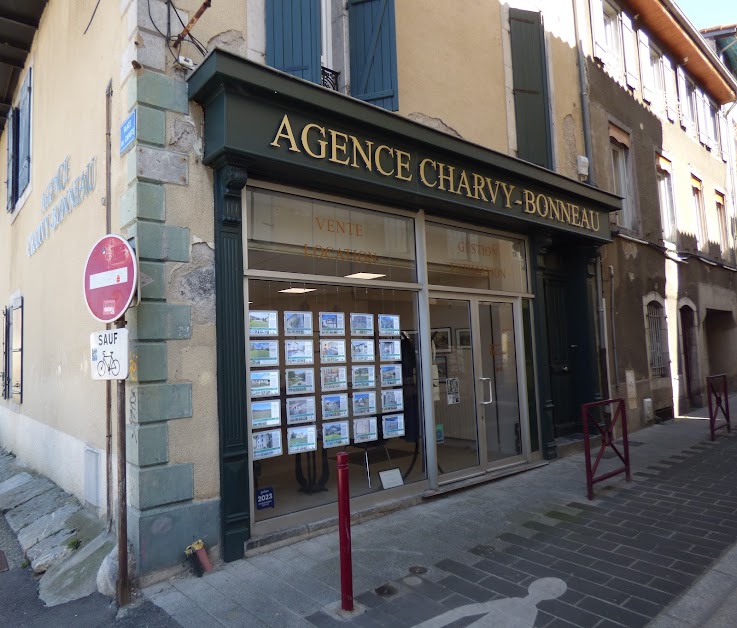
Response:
[189,51,622,561]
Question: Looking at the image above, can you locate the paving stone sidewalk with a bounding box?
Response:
[145,414,737,627]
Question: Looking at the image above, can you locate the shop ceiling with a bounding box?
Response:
[0,0,46,131]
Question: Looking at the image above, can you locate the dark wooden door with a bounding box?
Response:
[544,279,575,436]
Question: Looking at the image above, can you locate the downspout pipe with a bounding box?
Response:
[572,0,595,185]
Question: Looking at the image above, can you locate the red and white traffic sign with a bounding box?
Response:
[83,234,138,323]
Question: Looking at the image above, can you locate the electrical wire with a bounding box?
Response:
[148,0,179,63]
[83,0,102,34]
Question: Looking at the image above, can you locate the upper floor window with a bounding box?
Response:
[691,176,707,252]
[265,0,398,111]
[644,44,666,114]
[716,192,728,257]
[5,68,32,213]
[656,156,676,243]
[602,2,624,77]
[609,124,636,231]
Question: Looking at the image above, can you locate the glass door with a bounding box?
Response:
[430,295,528,479]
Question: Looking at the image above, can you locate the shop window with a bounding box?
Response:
[265,0,399,111]
[691,177,707,252]
[645,300,668,378]
[609,127,635,231]
[509,9,552,169]
[247,279,423,522]
[246,188,416,283]
[1,297,23,402]
[425,222,528,293]
[656,157,676,243]
[6,68,32,213]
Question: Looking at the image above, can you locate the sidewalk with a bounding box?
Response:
[144,403,737,627]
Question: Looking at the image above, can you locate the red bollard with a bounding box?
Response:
[336,452,353,611]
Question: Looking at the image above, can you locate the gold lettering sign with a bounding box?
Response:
[270,114,603,234]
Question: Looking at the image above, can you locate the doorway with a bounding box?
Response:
[429,295,529,479]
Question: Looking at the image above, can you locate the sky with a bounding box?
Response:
[675,0,737,30]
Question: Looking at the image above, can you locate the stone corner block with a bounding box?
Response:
[138,261,166,300]
[129,341,167,383]
[129,302,192,341]
[129,463,193,510]
[135,146,188,186]
[127,423,168,467]
[136,106,166,146]
[120,181,166,228]
[137,221,190,262]
[128,70,188,114]
[129,498,219,576]
[128,382,192,423]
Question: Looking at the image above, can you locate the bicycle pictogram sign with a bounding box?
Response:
[90,329,129,380]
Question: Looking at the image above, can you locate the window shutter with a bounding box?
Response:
[349,0,398,111]
[622,16,639,90]
[637,31,652,101]
[509,9,552,169]
[696,89,707,145]
[265,0,321,84]
[719,113,729,161]
[17,68,31,196]
[590,0,607,63]
[663,57,677,122]
[706,102,717,149]
[5,108,15,212]
[676,66,690,130]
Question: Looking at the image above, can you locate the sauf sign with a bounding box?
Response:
[90,329,129,380]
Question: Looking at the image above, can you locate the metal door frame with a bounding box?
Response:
[429,291,531,483]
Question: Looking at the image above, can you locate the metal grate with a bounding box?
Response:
[321,66,340,91]
[647,302,667,377]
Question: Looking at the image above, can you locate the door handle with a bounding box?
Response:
[561,366,569,373]
[479,377,493,405]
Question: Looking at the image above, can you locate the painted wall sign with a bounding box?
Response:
[120,109,137,155]
[27,157,97,257]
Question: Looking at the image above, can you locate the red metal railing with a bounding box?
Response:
[707,374,731,441]
[581,398,631,500]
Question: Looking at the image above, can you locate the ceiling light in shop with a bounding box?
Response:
[278,288,317,294]
[344,273,386,280]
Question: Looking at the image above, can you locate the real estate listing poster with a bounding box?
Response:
[381,388,404,412]
[322,421,350,448]
[353,417,378,443]
[285,339,314,365]
[351,365,376,389]
[351,338,375,362]
[249,311,278,337]
[249,340,279,367]
[285,368,315,395]
[320,339,347,364]
[350,313,374,337]
[319,312,345,336]
[252,429,283,460]
[286,396,317,425]
[250,370,280,397]
[378,314,401,336]
[352,391,377,416]
[379,339,401,362]
[250,399,281,429]
[321,366,348,391]
[380,364,402,387]
[284,311,313,336]
[382,414,405,438]
[287,425,317,454]
[321,393,349,419]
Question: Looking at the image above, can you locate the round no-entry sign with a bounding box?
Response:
[83,234,138,323]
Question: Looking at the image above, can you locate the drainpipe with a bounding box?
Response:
[572,0,595,185]
[105,79,113,529]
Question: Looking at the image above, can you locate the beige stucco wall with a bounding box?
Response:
[0,0,131,501]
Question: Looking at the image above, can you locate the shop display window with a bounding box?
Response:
[248,280,425,521]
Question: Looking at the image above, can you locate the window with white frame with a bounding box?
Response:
[707,99,720,152]
[692,177,707,252]
[646,300,668,377]
[656,157,676,243]
[716,193,728,256]
[603,2,624,78]
[649,45,665,114]
[6,68,32,213]
[609,128,635,230]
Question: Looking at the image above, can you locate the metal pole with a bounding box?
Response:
[105,80,113,530]
[116,317,130,607]
[336,452,353,612]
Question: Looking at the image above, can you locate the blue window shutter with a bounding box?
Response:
[17,68,31,197]
[6,107,16,211]
[349,0,398,111]
[265,0,321,84]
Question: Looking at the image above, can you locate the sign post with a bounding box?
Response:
[83,234,137,607]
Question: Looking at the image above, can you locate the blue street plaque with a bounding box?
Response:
[256,487,275,510]
[119,109,137,155]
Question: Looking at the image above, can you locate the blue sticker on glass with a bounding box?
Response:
[256,487,275,510]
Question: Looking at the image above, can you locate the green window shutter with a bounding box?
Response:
[265,0,321,84]
[509,9,552,169]
[349,0,398,111]
[17,68,31,196]
[6,108,16,211]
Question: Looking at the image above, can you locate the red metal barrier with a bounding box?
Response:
[336,452,353,611]
[707,374,731,441]
[581,398,631,500]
